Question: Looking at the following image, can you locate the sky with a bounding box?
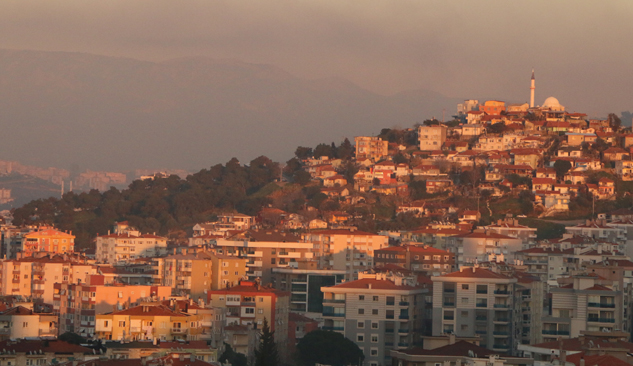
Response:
[1,1,632,171]
[1,0,631,117]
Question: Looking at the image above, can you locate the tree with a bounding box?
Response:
[295,146,313,160]
[553,159,572,180]
[296,330,364,366]
[608,113,622,130]
[337,138,354,160]
[255,318,279,366]
[293,170,312,185]
[59,332,86,345]
[422,119,440,126]
[220,343,248,366]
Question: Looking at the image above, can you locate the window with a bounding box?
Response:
[370,348,378,356]
[357,334,364,342]
[22,322,28,328]
[245,308,254,314]
[461,298,469,305]
[462,284,469,290]
[119,321,126,327]
[371,335,378,343]
[461,324,468,331]
[461,311,468,318]
[371,322,378,329]
[357,322,364,329]
[358,308,364,315]
[372,309,378,315]
[373,296,379,302]
[359,295,365,301]
[258,309,263,314]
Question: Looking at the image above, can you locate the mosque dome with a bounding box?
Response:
[542,96,562,109]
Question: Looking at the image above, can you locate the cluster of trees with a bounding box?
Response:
[11,157,281,248]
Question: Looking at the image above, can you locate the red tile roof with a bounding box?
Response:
[331,278,421,290]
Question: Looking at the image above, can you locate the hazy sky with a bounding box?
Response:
[1,0,632,117]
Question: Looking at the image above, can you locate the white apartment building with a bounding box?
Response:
[418,125,447,151]
[321,272,429,366]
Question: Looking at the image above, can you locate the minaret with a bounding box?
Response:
[530,69,535,108]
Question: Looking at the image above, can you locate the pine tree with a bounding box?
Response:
[255,318,280,366]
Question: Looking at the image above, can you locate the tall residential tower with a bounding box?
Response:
[530,69,535,108]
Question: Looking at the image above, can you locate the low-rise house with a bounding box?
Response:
[426,179,453,194]
[603,147,630,161]
[598,178,615,199]
[391,340,532,366]
[532,178,555,192]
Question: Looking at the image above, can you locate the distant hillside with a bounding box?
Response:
[0,174,61,209]
[0,49,460,171]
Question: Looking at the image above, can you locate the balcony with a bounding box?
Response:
[476,303,487,308]
[494,290,509,295]
[444,302,455,307]
[171,328,186,333]
[493,318,509,323]
[323,299,345,304]
[493,331,509,336]
[398,328,410,334]
[399,315,409,320]
[385,328,394,334]
[475,316,487,321]
[542,330,570,335]
[588,302,616,308]
[475,330,487,335]
[476,290,488,294]
[444,289,455,293]
[397,342,409,348]
[443,316,454,320]
[130,326,142,333]
[0,328,10,334]
[494,304,510,309]
[323,312,345,317]
[588,317,615,323]
[399,301,409,306]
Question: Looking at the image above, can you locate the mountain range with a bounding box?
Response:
[0,49,460,171]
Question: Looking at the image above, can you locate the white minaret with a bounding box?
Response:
[530,69,535,108]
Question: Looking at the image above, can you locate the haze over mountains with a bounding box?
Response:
[0,49,460,172]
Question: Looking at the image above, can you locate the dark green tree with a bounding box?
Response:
[293,170,312,185]
[296,330,364,366]
[255,318,279,366]
[295,146,313,160]
[337,138,354,160]
[59,332,87,345]
[220,343,248,366]
[608,113,622,130]
[553,160,572,180]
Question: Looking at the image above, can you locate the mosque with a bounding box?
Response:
[529,70,566,121]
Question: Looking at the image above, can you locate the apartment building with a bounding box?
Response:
[418,125,447,151]
[20,228,75,257]
[213,236,316,283]
[162,253,213,300]
[0,339,96,366]
[0,306,58,339]
[354,136,388,161]
[515,273,545,346]
[320,272,429,366]
[2,226,54,259]
[515,247,566,284]
[565,220,625,246]
[96,232,168,264]
[207,280,290,362]
[481,219,538,249]
[542,273,623,340]
[271,268,346,314]
[209,253,248,290]
[0,254,95,304]
[445,231,523,267]
[374,245,456,275]
[54,275,171,338]
[302,229,389,280]
[95,304,203,341]
[431,267,520,354]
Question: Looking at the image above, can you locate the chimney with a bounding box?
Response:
[448,333,456,345]
[179,354,184,362]
[190,354,195,362]
[580,356,585,366]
